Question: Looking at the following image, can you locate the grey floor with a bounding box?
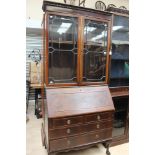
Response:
[26,100,128,155]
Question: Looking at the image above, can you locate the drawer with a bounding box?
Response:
[50,116,83,128]
[49,120,112,140]
[85,120,112,133]
[49,125,82,140]
[49,128,112,152]
[85,112,113,123]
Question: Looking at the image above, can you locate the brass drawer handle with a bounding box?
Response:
[67,140,71,145]
[67,129,71,134]
[97,115,100,120]
[95,134,99,138]
[67,120,71,125]
[97,124,100,129]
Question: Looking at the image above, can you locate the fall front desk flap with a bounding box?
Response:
[45,86,115,118]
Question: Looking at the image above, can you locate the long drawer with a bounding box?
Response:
[49,128,112,152]
[49,112,113,128]
[49,120,112,140]
[49,116,83,128]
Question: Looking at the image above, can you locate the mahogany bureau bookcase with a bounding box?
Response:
[41,1,116,155]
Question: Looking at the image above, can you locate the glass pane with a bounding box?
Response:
[112,97,128,137]
[48,15,78,83]
[83,19,108,82]
[110,15,129,87]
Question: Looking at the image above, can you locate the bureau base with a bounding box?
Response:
[41,123,112,155]
[41,86,114,155]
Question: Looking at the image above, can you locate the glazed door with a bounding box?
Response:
[47,14,79,84]
[46,13,111,86]
[81,18,111,84]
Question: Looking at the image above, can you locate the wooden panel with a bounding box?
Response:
[106,20,112,84]
[46,86,114,118]
[110,87,129,97]
[51,116,83,128]
[85,112,113,123]
[49,128,112,152]
[42,1,112,21]
[49,120,113,139]
[45,12,49,86]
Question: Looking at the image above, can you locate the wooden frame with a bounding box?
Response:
[44,10,112,87]
[45,12,81,87]
[79,16,111,85]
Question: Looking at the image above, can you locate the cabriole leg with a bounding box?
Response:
[103,142,111,155]
[106,144,110,155]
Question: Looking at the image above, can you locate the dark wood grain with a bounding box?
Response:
[49,128,112,152]
[49,120,113,140]
[42,1,112,18]
[45,13,49,86]
[51,116,83,128]
[110,87,129,97]
[43,85,114,154]
[46,86,114,118]
[79,16,84,84]
[106,20,112,84]
[85,112,113,123]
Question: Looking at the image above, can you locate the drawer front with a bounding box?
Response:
[51,116,83,128]
[49,120,112,140]
[49,125,82,140]
[85,112,113,123]
[85,120,112,133]
[49,128,112,152]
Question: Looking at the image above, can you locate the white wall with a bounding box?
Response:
[27,0,43,21]
[26,0,129,27]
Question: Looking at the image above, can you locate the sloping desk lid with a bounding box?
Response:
[46,86,114,118]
